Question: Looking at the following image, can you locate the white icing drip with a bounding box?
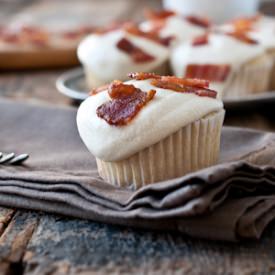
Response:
[77,79,223,161]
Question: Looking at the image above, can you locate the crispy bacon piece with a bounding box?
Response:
[144,9,176,21]
[96,81,156,126]
[90,84,109,96]
[230,15,261,32]
[192,34,209,46]
[151,79,216,98]
[185,15,211,28]
[124,23,172,46]
[129,72,209,88]
[185,64,231,82]
[128,72,161,80]
[144,9,176,33]
[160,76,209,88]
[116,38,155,63]
[227,30,258,45]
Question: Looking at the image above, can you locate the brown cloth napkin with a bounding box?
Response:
[1,98,275,241]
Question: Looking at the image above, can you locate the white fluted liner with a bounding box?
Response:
[96,109,225,190]
[222,54,273,99]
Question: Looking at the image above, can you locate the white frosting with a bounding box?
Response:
[77,79,223,161]
[218,16,275,50]
[141,15,206,45]
[249,16,275,49]
[170,33,266,96]
[77,30,169,86]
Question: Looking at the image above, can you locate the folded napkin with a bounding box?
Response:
[1,98,275,241]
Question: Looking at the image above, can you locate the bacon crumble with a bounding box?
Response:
[185,64,231,82]
[96,81,156,126]
[144,9,176,21]
[128,72,216,98]
[230,15,261,32]
[123,23,173,46]
[129,73,210,88]
[90,84,109,96]
[192,34,209,46]
[116,38,155,63]
[185,15,211,28]
[227,30,258,45]
[151,79,216,98]
[128,72,161,80]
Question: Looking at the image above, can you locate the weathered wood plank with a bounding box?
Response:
[0,208,15,237]
[20,213,275,274]
[0,211,38,275]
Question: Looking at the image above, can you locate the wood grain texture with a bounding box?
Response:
[0,1,275,274]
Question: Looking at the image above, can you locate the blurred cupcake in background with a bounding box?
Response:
[220,15,275,90]
[162,0,260,24]
[141,9,211,47]
[77,22,172,89]
[170,31,272,99]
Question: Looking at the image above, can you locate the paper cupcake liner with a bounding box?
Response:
[222,54,273,99]
[96,109,225,190]
[84,62,170,89]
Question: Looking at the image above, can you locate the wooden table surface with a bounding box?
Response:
[1,1,275,274]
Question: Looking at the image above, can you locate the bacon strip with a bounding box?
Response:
[128,72,161,80]
[230,15,261,32]
[124,23,173,46]
[185,15,211,28]
[192,34,209,46]
[160,76,209,88]
[185,64,231,82]
[129,73,209,88]
[151,79,216,98]
[144,9,176,21]
[227,31,258,45]
[116,38,155,63]
[90,84,109,96]
[97,81,156,126]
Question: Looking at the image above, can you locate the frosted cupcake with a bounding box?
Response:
[77,23,171,89]
[220,15,275,90]
[77,72,224,190]
[141,9,211,46]
[170,32,272,99]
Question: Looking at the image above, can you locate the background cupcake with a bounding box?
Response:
[141,9,211,46]
[170,31,272,99]
[77,23,171,89]
[221,15,275,90]
[77,73,224,190]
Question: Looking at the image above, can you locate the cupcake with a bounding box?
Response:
[220,15,275,90]
[170,31,272,99]
[141,9,211,46]
[77,23,171,89]
[77,72,224,190]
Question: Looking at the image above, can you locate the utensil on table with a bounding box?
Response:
[0,152,29,165]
